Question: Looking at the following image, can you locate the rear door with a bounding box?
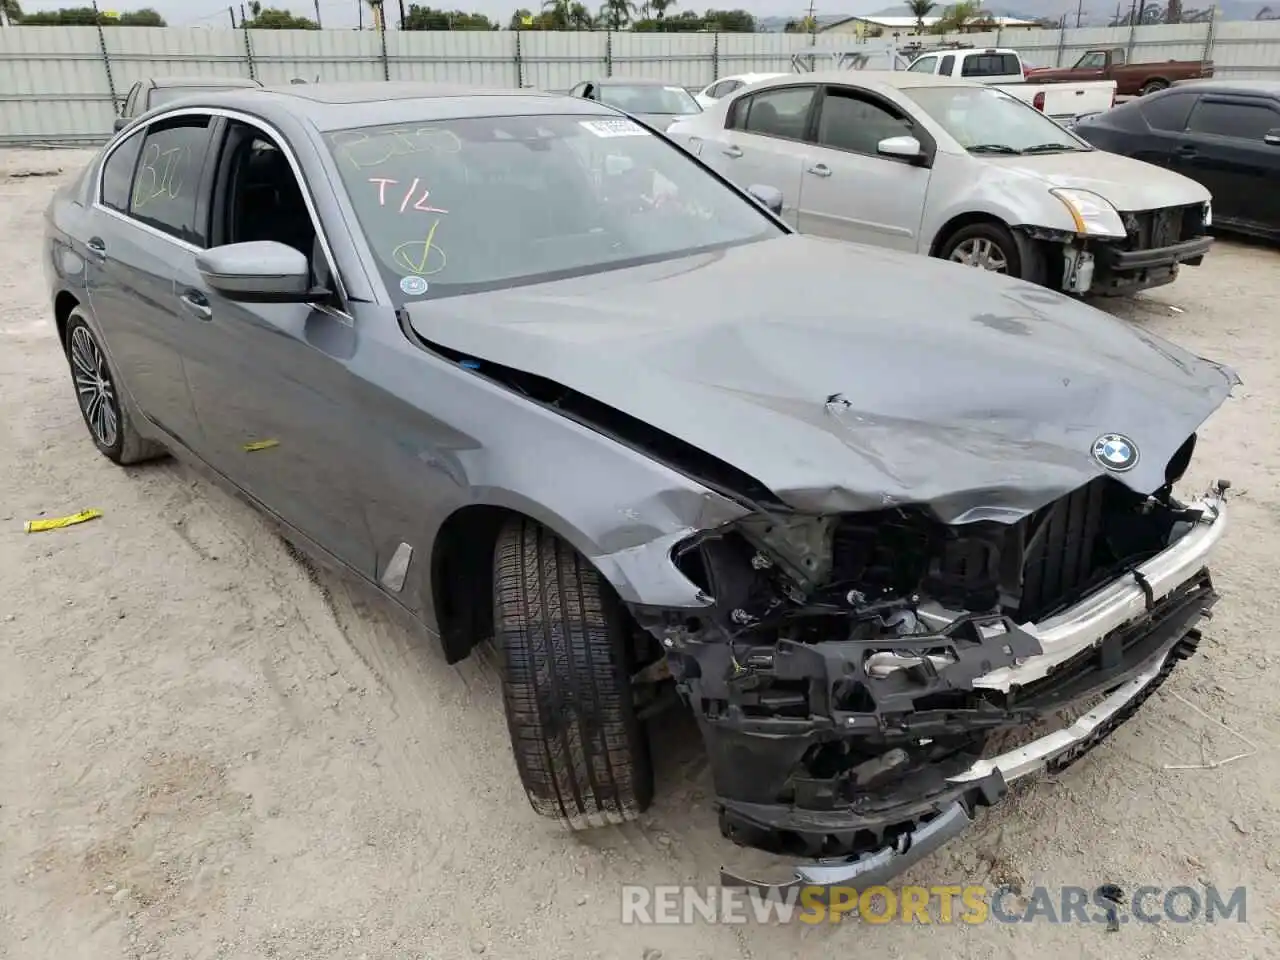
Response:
[84,112,217,449]
[794,84,931,251]
[701,84,817,228]
[1178,95,1280,229]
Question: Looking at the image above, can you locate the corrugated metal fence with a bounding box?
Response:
[3,21,1280,146]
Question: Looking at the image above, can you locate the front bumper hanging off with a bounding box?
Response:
[717,490,1228,892]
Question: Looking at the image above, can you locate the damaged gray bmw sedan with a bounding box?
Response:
[44,82,1235,890]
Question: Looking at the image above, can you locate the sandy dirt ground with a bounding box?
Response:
[2,148,1278,960]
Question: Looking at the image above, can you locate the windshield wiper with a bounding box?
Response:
[967,144,1021,155]
[1020,143,1080,154]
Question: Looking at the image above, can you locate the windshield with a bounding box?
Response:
[596,84,701,115]
[325,115,780,301]
[903,85,1089,154]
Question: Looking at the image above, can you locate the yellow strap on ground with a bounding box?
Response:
[242,439,280,452]
[24,509,103,533]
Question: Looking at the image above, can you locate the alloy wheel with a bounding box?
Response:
[69,325,120,450]
[950,237,1009,273]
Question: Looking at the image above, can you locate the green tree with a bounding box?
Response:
[906,0,935,32]
[118,7,165,25]
[931,0,976,33]
[649,0,674,18]
[596,0,633,29]
[702,7,754,31]
[1,0,23,21]
[243,1,319,28]
[403,4,495,28]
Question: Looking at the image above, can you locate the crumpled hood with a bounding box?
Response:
[983,150,1211,212]
[406,235,1237,523]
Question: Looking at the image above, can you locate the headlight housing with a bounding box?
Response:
[1049,188,1127,238]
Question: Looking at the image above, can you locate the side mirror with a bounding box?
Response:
[878,135,923,161]
[113,117,128,133]
[1265,129,1280,146]
[196,241,315,303]
[746,183,784,216]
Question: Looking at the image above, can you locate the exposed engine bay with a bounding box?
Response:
[633,459,1224,865]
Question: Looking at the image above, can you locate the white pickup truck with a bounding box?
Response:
[905,47,1116,125]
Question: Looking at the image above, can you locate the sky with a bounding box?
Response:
[15,0,904,28]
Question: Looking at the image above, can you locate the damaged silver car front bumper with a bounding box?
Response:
[721,489,1227,893]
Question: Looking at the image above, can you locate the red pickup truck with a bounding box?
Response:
[1025,48,1212,97]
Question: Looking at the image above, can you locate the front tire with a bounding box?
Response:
[939,221,1046,286]
[1139,79,1169,96]
[493,517,654,829]
[64,310,165,465]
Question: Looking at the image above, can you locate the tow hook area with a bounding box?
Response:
[1063,244,1095,294]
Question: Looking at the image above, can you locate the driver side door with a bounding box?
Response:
[795,85,932,251]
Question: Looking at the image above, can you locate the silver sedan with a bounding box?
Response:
[668,71,1214,296]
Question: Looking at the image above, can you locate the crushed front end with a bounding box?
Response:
[632,469,1229,891]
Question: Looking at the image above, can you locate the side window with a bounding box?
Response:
[939,55,955,76]
[1078,51,1107,69]
[569,82,586,97]
[129,116,213,246]
[1139,92,1196,132]
[815,88,913,156]
[214,122,327,290]
[100,132,144,213]
[962,54,1020,78]
[907,56,937,74]
[711,80,741,98]
[733,85,816,140]
[1187,99,1280,140]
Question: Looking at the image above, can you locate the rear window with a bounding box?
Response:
[961,54,1021,78]
[595,84,701,116]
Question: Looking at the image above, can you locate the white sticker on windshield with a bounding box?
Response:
[579,118,648,138]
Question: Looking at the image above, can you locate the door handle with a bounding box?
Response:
[1174,144,1198,156]
[807,163,832,178]
[178,288,213,321]
[721,145,743,158]
[86,237,107,260]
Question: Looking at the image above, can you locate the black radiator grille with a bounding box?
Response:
[1123,204,1205,251]
[1015,477,1108,623]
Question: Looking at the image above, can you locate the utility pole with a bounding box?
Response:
[227,5,236,26]
[358,0,364,29]
[806,0,817,44]
[1076,0,1086,26]
[398,0,407,29]
[314,0,322,27]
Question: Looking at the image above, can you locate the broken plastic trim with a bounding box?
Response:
[722,637,1188,892]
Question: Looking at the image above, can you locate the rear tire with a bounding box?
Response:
[1139,79,1169,96]
[63,310,166,465]
[493,517,654,829]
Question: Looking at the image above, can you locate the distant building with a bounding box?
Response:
[819,14,1042,37]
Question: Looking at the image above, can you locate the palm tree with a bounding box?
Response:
[597,0,633,30]
[568,1,594,27]
[541,0,570,27]
[907,0,935,33]
[650,0,675,18]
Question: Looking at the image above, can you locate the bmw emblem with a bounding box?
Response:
[1092,433,1139,472]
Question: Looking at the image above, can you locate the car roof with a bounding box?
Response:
[151,75,263,88]
[167,82,619,130]
[742,70,980,94]
[593,77,678,86]
[1168,78,1280,96]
